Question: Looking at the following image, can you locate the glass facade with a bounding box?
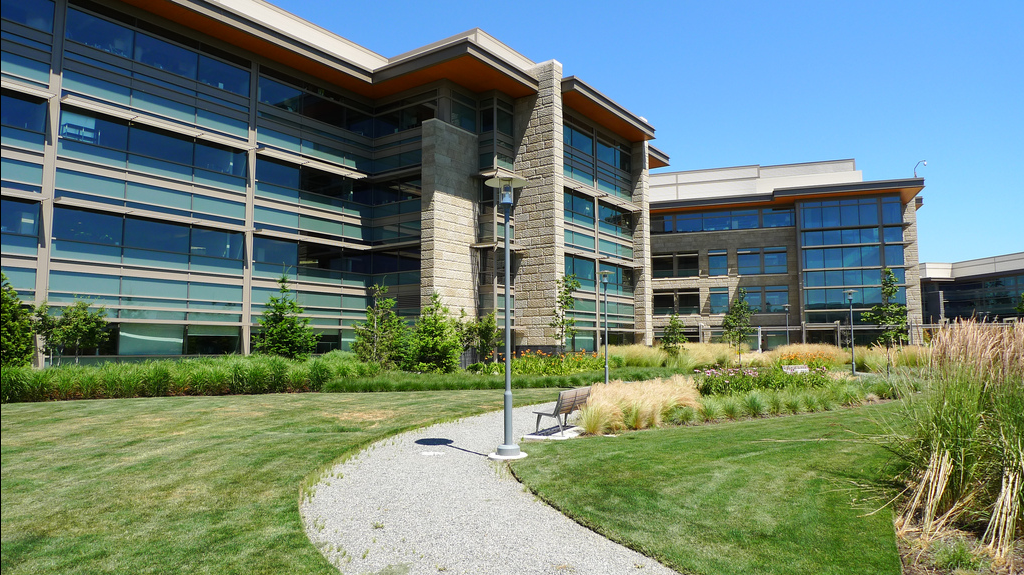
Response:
[800,196,906,324]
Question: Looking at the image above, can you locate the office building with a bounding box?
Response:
[1,0,663,358]
[920,252,1024,323]
[648,160,925,347]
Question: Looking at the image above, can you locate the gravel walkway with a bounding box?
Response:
[301,402,678,575]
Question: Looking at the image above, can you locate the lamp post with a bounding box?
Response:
[485,174,528,460]
[597,270,613,385]
[782,303,791,346]
[914,159,927,178]
[845,289,857,376]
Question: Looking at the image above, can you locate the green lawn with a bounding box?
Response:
[1,389,560,575]
[511,402,904,575]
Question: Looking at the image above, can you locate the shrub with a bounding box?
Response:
[932,539,982,571]
[720,397,741,420]
[697,397,721,422]
[742,391,767,418]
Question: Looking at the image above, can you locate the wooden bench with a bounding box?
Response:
[534,386,591,434]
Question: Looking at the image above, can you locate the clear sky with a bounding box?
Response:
[272,0,1023,263]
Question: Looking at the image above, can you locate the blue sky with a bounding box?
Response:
[272,0,1023,263]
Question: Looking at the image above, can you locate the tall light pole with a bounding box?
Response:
[597,270,613,385]
[485,174,528,460]
[914,160,927,178]
[782,303,791,346]
[845,289,857,376]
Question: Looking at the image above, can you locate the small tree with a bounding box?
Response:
[721,288,754,365]
[408,292,461,373]
[660,312,688,357]
[550,274,581,352]
[252,276,319,360]
[861,267,908,375]
[34,300,109,364]
[353,284,408,368]
[1015,292,1024,316]
[1,273,35,367]
[474,311,501,363]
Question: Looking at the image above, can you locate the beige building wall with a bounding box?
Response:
[512,60,565,349]
[420,118,481,316]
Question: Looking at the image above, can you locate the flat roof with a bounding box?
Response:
[651,177,925,212]
[920,252,1024,282]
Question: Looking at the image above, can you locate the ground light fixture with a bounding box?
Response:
[597,270,614,385]
[845,289,857,375]
[485,173,528,461]
[782,303,791,346]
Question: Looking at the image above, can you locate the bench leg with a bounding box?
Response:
[536,414,543,433]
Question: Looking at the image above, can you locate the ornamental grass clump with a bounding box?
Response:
[574,375,699,435]
[885,319,1024,561]
[767,343,848,369]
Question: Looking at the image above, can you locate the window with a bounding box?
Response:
[653,293,674,315]
[563,189,594,225]
[565,255,596,291]
[708,250,727,276]
[1,92,48,148]
[2,0,55,33]
[737,249,760,275]
[652,257,674,279]
[709,287,729,314]
[599,203,631,238]
[653,207,794,234]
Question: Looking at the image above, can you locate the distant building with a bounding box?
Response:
[648,159,924,347]
[920,252,1024,323]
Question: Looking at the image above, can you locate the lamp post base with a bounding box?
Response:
[488,445,527,461]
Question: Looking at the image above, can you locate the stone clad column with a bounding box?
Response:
[632,141,653,346]
[513,60,564,351]
[420,118,480,316]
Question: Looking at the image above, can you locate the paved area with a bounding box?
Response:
[301,402,678,575]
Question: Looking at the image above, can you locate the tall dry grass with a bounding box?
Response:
[888,319,1024,561]
[766,343,848,368]
[575,375,700,435]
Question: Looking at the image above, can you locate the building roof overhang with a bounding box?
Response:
[561,76,656,142]
[648,145,670,169]
[651,178,925,213]
[121,1,538,99]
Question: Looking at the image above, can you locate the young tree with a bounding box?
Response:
[408,292,462,373]
[474,311,501,363]
[550,274,581,352]
[660,312,688,357]
[252,276,319,360]
[721,288,754,365]
[33,300,109,364]
[861,267,908,374]
[353,284,408,368]
[1,273,35,367]
[1015,292,1024,316]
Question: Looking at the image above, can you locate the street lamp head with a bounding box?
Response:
[499,184,513,206]
[597,270,612,284]
[845,289,857,303]
[484,174,528,207]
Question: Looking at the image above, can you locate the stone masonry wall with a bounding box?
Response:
[513,60,564,350]
[903,199,924,334]
[420,118,480,316]
[632,141,654,345]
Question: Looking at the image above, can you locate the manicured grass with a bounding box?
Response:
[1,388,561,575]
[511,402,904,575]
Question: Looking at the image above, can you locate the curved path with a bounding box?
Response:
[301,402,678,575]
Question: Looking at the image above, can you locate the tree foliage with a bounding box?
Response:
[1,273,35,367]
[33,300,109,364]
[352,284,408,368]
[660,312,688,356]
[252,276,319,360]
[550,274,581,351]
[1015,292,1024,315]
[721,288,753,364]
[860,267,908,372]
[408,292,462,373]
[473,311,501,363]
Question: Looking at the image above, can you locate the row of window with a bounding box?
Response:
[799,197,903,230]
[564,255,634,295]
[653,286,790,316]
[802,226,903,247]
[563,116,633,200]
[802,245,904,270]
[651,207,794,234]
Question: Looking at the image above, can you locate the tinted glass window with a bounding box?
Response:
[764,249,787,274]
[2,0,55,32]
[124,218,189,253]
[708,252,727,276]
[884,226,903,243]
[134,33,197,78]
[258,77,302,112]
[191,228,243,260]
[0,199,39,235]
[195,141,246,176]
[198,55,250,96]
[253,237,297,266]
[882,198,902,224]
[496,109,512,136]
[1,93,47,132]
[738,252,760,275]
[53,207,123,244]
[451,101,476,132]
[303,95,346,128]
[60,110,129,149]
[129,126,192,165]
[256,158,299,188]
[66,8,133,58]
